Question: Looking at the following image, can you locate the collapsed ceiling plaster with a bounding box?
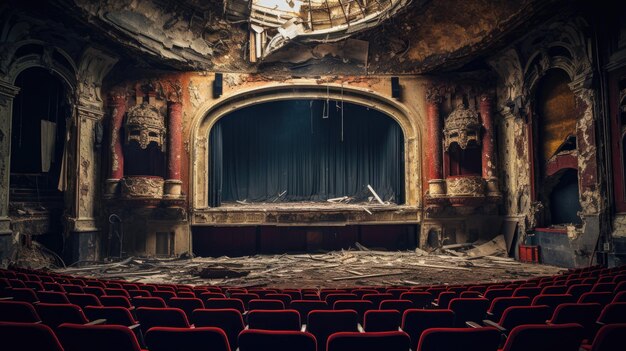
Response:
[225,0,414,62]
[37,0,561,75]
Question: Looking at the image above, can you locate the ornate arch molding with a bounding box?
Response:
[189,83,422,211]
[522,19,593,95]
[3,40,78,92]
[520,18,601,216]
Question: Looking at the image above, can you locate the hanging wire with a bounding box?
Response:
[310,100,314,134]
[341,83,344,142]
[322,85,329,119]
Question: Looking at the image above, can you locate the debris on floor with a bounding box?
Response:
[52,241,563,289]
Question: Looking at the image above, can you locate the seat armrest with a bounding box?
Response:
[486,311,494,317]
[431,302,439,307]
[358,323,364,333]
[128,324,141,330]
[466,321,482,328]
[86,319,107,325]
[301,324,307,332]
[482,320,507,333]
[128,306,135,311]
[0,297,14,300]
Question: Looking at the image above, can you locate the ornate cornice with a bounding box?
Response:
[0,80,20,99]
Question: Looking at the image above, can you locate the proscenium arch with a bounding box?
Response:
[190,83,422,211]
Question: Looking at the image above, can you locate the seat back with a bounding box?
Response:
[192,308,244,350]
[136,307,190,334]
[238,330,316,351]
[204,298,245,313]
[487,297,530,321]
[325,293,358,307]
[332,300,373,323]
[399,292,433,308]
[436,291,457,309]
[68,293,102,308]
[0,321,63,351]
[363,310,401,332]
[448,298,489,327]
[483,288,514,301]
[598,302,626,324]
[264,293,292,307]
[168,297,205,319]
[38,291,70,304]
[230,293,259,309]
[401,309,455,351]
[0,300,40,322]
[84,306,136,326]
[307,310,358,351]
[328,331,410,351]
[417,327,500,351]
[531,294,575,314]
[133,296,166,308]
[578,292,613,306]
[35,303,88,328]
[501,323,584,351]
[589,323,626,351]
[145,327,231,351]
[99,295,132,308]
[290,300,328,321]
[379,299,414,314]
[498,305,551,331]
[565,284,593,299]
[248,299,285,311]
[362,293,394,307]
[248,309,301,331]
[8,288,39,303]
[512,287,542,299]
[57,323,143,351]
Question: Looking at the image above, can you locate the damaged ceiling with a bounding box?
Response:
[21,0,564,75]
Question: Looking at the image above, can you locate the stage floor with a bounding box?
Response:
[55,249,563,289]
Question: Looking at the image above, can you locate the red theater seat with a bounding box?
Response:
[363,309,401,332]
[0,321,63,351]
[192,308,245,350]
[145,327,231,351]
[401,309,455,351]
[500,323,584,351]
[57,323,146,351]
[306,310,359,351]
[168,297,205,319]
[583,323,626,351]
[238,329,316,351]
[135,307,190,335]
[416,327,500,351]
[0,300,41,323]
[327,331,410,351]
[248,309,301,331]
[248,298,285,311]
[290,300,329,321]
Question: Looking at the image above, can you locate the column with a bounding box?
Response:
[105,91,126,196]
[0,81,20,261]
[480,94,500,197]
[426,87,445,196]
[165,101,183,197]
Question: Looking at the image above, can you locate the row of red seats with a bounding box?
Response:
[2,296,626,350]
[1,264,626,351]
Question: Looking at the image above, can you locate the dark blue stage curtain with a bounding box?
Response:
[209,100,404,206]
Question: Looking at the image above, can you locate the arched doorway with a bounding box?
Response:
[9,67,70,255]
[208,99,405,207]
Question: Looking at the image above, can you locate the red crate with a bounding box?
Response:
[519,245,540,263]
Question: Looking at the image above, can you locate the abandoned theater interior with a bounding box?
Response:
[1,0,626,350]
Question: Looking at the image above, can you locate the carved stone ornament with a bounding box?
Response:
[125,102,165,150]
[121,176,164,199]
[443,103,481,150]
[446,176,485,197]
